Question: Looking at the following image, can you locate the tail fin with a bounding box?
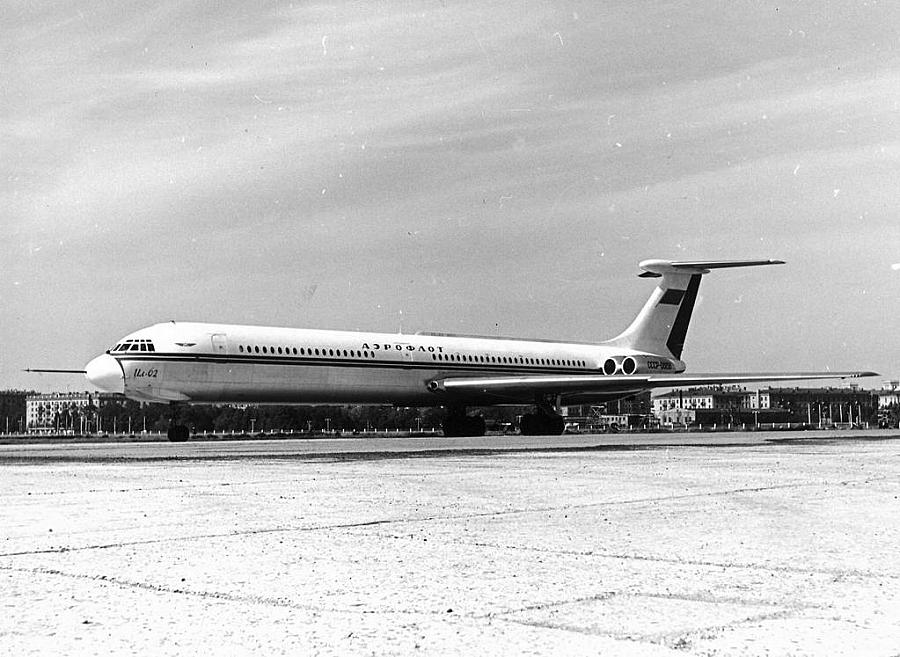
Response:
[604,259,784,359]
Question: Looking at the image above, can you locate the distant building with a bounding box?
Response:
[652,386,746,414]
[26,392,121,434]
[651,385,878,427]
[877,381,900,409]
[652,386,770,426]
[1,390,31,434]
[563,391,652,431]
[752,386,876,425]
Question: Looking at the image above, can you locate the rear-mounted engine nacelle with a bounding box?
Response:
[603,356,685,375]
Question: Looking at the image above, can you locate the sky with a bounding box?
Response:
[3,0,899,392]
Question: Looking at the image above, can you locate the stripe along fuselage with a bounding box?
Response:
[103,321,668,406]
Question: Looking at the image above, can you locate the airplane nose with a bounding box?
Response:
[85,354,125,394]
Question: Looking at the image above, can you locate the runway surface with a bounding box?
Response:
[2,431,899,655]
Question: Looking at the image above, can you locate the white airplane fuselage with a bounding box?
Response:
[86,321,676,406]
[81,259,877,440]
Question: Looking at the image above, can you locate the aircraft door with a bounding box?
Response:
[211,333,228,354]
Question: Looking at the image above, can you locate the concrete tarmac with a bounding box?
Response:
[2,432,899,655]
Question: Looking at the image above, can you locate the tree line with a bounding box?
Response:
[90,399,521,434]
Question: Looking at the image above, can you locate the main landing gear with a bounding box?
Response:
[442,406,486,437]
[167,402,190,442]
[518,397,565,436]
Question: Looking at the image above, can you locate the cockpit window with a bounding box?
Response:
[111,339,156,353]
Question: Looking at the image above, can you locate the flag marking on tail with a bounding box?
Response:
[658,288,687,305]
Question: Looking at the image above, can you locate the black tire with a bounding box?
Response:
[547,415,565,435]
[519,414,537,435]
[520,414,564,435]
[442,415,486,437]
[465,416,486,436]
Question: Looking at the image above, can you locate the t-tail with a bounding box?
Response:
[604,259,785,360]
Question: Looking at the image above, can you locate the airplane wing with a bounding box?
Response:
[427,371,878,401]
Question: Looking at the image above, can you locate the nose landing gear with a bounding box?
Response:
[167,403,190,442]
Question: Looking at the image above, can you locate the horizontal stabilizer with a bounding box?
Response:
[612,257,785,359]
[638,259,785,278]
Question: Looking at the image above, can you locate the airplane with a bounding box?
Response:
[81,258,877,441]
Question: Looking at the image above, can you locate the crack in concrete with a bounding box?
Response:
[353,525,900,582]
[642,608,800,646]
[0,476,319,498]
[492,605,801,647]
[473,591,620,619]
[0,563,475,620]
[449,539,900,580]
[2,475,894,565]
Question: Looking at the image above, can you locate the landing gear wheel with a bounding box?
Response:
[442,412,486,437]
[519,413,565,436]
[465,415,486,436]
[167,424,190,442]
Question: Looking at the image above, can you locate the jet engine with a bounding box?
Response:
[602,355,685,375]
